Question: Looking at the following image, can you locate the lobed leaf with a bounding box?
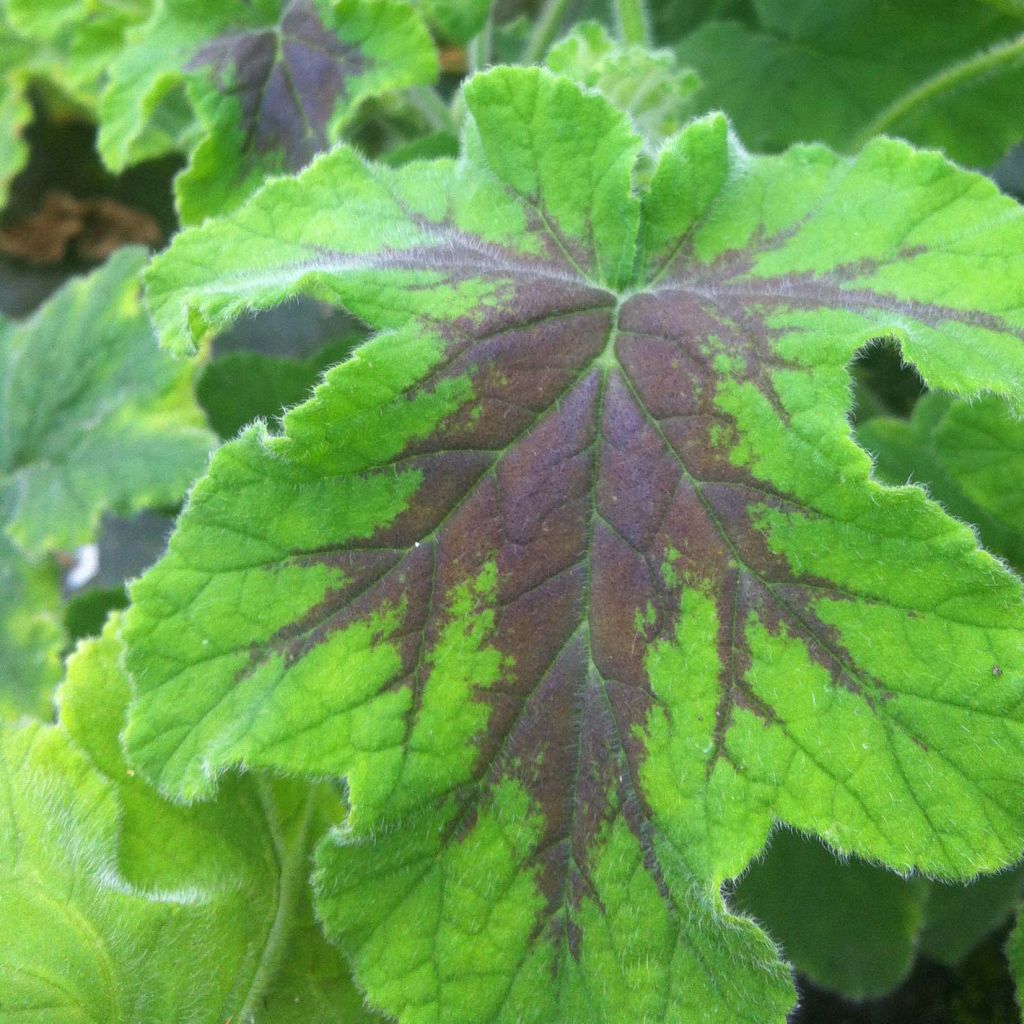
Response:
[99,0,438,223]
[0,247,214,560]
[0,618,375,1023]
[0,0,153,210]
[130,68,1024,1022]
[677,0,1024,167]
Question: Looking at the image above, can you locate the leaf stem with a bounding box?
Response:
[407,86,455,134]
[468,11,493,71]
[852,32,1024,150]
[614,0,651,47]
[236,781,318,1024]
[523,0,574,63]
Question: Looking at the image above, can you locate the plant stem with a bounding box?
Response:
[523,0,574,64]
[852,32,1024,149]
[407,86,454,134]
[468,12,493,72]
[615,0,651,47]
[236,782,318,1024]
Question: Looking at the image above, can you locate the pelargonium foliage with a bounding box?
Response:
[98,0,438,223]
[123,67,1024,1022]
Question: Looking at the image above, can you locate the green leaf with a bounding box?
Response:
[648,0,752,42]
[0,0,153,199]
[64,585,131,642]
[5,0,150,43]
[0,74,31,205]
[0,247,215,560]
[99,0,438,223]
[260,887,388,1022]
[197,337,361,439]
[1008,911,1024,1014]
[0,515,62,718]
[732,829,927,999]
[546,21,699,155]
[921,867,1024,967]
[130,68,1024,1022]
[415,0,491,43]
[857,394,1024,569]
[0,617,372,1022]
[981,0,1024,17]
[677,0,1024,167]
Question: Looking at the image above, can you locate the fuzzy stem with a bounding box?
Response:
[523,0,574,63]
[615,0,651,47]
[852,32,1024,149]
[468,12,494,71]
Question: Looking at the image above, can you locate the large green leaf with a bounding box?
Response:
[99,0,438,223]
[0,247,214,560]
[130,68,1024,1022]
[677,0,1024,167]
[0,618,377,1022]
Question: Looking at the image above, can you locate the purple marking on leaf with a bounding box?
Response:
[190,0,367,168]
[235,231,1011,946]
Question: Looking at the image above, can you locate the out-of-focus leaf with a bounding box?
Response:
[921,867,1024,967]
[857,394,1024,570]
[547,21,699,154]
[733,829,927,999]
[678,0,1024,167]
[99,0,438,222]
[0,247,214,559]
[0,618,375,1022]
[197,337,360,439]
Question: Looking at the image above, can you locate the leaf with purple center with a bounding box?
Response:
[129,68,1024,1023]
[98,0,438,223]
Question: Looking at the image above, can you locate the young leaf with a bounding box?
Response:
[677,0,1024,167]
[546,21,700,155]
[732,829,927,999]
[99,0,438,223]
[0,618,374,1023]
[858,394,1024,569]
[131,68,1024,1022]
[0,247,214,560]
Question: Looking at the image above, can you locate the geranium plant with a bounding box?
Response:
[2,1,1024,1022]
